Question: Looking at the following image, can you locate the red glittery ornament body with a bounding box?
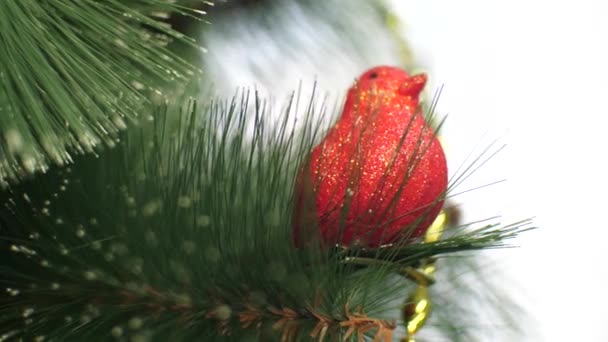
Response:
[295,66,447,247]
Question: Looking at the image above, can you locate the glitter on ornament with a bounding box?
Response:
[295,66,447,247]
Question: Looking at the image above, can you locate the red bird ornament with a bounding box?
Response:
[295,66,447,247]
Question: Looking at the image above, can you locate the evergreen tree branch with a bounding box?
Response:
[0,92,528,341]
[0,0,208,185]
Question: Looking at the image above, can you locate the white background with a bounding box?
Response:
[390,1,608,341]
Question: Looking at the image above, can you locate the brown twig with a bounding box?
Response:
[339,305,396,342]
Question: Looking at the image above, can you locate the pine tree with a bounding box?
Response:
[0,1,531,341]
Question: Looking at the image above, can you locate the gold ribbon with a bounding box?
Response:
[401,210,448,341]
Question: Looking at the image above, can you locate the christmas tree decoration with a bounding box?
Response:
[0,0,208,185]
[296,66,447,247]
[0,1,534,341]
[0,94,531,341]
[401,210,447,342]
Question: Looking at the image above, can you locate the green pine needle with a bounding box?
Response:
[0,90,530,341]
[0,0,207,185]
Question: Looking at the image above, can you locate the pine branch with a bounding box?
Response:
[0,0,208,185]
[339,219,534,269]
[0,92,529,341]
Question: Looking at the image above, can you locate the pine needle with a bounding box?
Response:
[0,90,530,341]
[0,0,206,185]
